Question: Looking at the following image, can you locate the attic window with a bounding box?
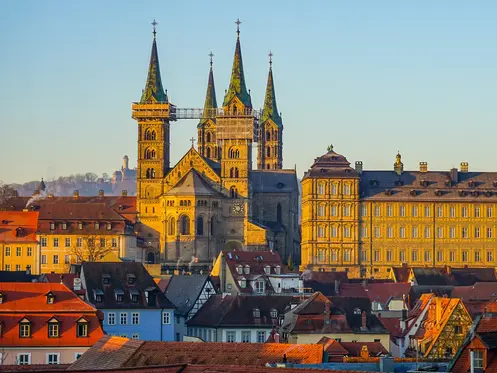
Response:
[354,308,362,315]
[94,222,100,230]
[264,265,271,275]
[435,190,443,197]
[275,265,281,275]
[410,189,417,197]
[270,309,278,318]
[48,317,60,338]
[93,289,104,303]
[459,190,467,197]
[239,277,246,288]
[78,222,83,230]
[62,222,67,230]
[277,182,285,189]
[50,222,55,230]
[19,318,31,338]
[253,308,260,318]
[115,289,124,303]
[127,274,136,285]
[420,180,429,187]
[46,291,55,304]
[102,274,111,285]
[76,317,88,338]
[236,265,243,275]
[320,168,326,173]
[107,223,112,231]
[384,189,393,196]
[244,265,250,275]
[395,180,404,186]
[468,180,476,188]
[445,180,452,187]
[370,179,379,187]
[130,288,140,303]
[471,190,479,197]
[485,191,492,198]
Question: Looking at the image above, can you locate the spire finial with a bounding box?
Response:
[151,19,158,39]
[190,137,196,148]
[235,18,242,38]
[209,51,214,67]
[269,51,273,67]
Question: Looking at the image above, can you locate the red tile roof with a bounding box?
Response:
[0,282,103,347]
[0,211,38,243]
[339,342,388,357]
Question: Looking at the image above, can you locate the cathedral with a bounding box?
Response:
[132,21,300,267]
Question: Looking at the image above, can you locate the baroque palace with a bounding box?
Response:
[132,21,300,267]
[301,146,497,278]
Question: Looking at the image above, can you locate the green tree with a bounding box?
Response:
[287,255,295,271]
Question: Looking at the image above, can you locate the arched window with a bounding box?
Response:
[196,217,204,236]
[230,186,238,199]
[146,169,151,179]
[229,148,240,159]
[151,169,156,179]
[266,131,271,141]
[230,167,239,178]
[151,131,156,140]
[277,203,282,223]
[180,216,190,235]
[145,148,156,159]
[266,147,271,157]
[206,147,211,158]
[168,217,175,235]
[206,132,211,143]
[144,130,150,140]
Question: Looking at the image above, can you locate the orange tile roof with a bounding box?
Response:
[0,282,103,347]
[0,211,38,243]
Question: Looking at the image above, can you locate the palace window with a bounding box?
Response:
[180,216,190,235]
[374,227,381,238]
[399,205,405,217]
[475,207,481,218]
[343,205,350,216]
[343,226,350,238]
[331,205,337,216]
[437,227,443,238]
[437,206,443,217]
[343,250,351,262]
[475,227,481,238]
[487,228,493,238]
[360,205,367,217]
[487,251,493,262]
[462,228,468,238]
[374,206,381,217]
[317,183,325,195]
[387,226,393,238]
[424,206,431,217]
[386,250,392,262]
[424,227,430,238]
[317,226,325,238]
[374,251,380,262]
[318,204,325,217]
[462,251,469,262]
[462,207,468,217]
[450,251,456,262]
[487,207,493,218]
[450,227,456,238]
[317,250,325,262]
[412,206,418,217]
[343,184,351,195]
[331,183,337,195]
[424,251,431,262]
[450,206,455,217]
[331,250,338,262]
[412,227,418,238]
[331,226,337,238]
[475,251,481,262]
[386,205,393,217]
[411,251,418,262]
[437,251,443,262]
[360,250,367,262]
[360,227,367,238]
[399,250,406,263]
[400,227,406,238]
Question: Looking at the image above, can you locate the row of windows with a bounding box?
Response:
[16,352,84,365]
[317,226,352,238]
[49,222,113,231]
[41,237,118,248]
[317,205,353,217]
[317,249,353,262]
[317,183,353,196]
[360,250,495,263]
[17,318,88,339]
[107,312,140,325]
[166,200,218,208]
[167,216,215,236]
[358,226,494,239]
[4,247,33,257]
[41,254,72,265]
[361,205,494,218]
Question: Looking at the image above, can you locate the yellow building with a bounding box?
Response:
[132,21,300,268]
[302,146,497,278]
[0,211,40,274]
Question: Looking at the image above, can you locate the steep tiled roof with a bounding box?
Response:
[452,282,497,302]
[187,294,296,327]
[250,170,299,193]
[0,211,38,243]
[362,283,411,306]
[0,282,103,347]
[165,275,212,316]
[302,147,358,180]
[81,262,174,309]
[301,270,348,296]
[165,169,222,196]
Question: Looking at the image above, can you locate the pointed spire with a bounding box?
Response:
[223,19,252,108]
[140,19,168,103]
[261,51,282,126]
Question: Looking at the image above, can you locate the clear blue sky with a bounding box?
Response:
[1,1,496,183]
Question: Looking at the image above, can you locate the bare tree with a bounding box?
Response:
[85,172,98,183]
[0,182,18,204]
[69,235,116,263]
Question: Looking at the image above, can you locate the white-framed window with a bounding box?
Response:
[462,251,468,262]
[360,205,367,217]
[412,227,418,238]
[437,206,443,217]
[343,205,351,216]
[27,247,32,256]
[112,238,118,248]
[318,204,325,217]
[462,207,468,218]
[241,330,251,343]
[424,206,430,217]
[400,227,406,238]
[360,226,367,238]
[255,280,265,294]
[386,250,392,262]
[360,250,366,262]
[374,227,381,238]
[331,183,337,195]
[400,250,406,263]
[424,251,431,262]
[462,227,468,238]
[331,226,337,238]
[53,238,59,247]
[450,227,456,238]
[386,205,393,217]
[343,226,350,238]
[343,184,351,195]
[120,312,127,325]
[399,205,405,217]
[120,333,127,338]
[437,251,443,262]
[76,237,83,247]
[437,227,443,238]
[108,312,116,325]
[487,207,493,218]
[64,255,70,264]
[487,251,494,262]
[387,227,393,238]
[374,251,380,262]
[41,237,47,247]
[317,226,325,238]
[374,206,381,217]
[162,312,171,324]
[5,247,11,256]
[257,331,266,343]
[132,312,139,325]
[47,353,60,365]
[450,206,455,217]
[473,350,484,369]
[424,227,430,238]
[132,333,140,340]
[488,228,493,238]
[17,353,31,365]
[475,227,481,238]
[16,247,21,256]
[4,264,10,271]
[343,249,351,262]
[226,331,236,343]
[475,207,481,218]
[412,206,418,217]
[450,251,456,262]
[317,249,325,262]
[16,264,21,271]
[475,251,481,262]
[331,250,338,262]
[65,238,71,247]
[48,322,59,338]
[317,183,325,195]
[331,205,337,216]
[412,250,418,262]
[74,353,83,361]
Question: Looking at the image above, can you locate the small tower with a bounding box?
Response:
[122,155,129,171]
[37,178,46,194]
[258,51,283,170]
[197,52,219,161]
[394,151,404,175]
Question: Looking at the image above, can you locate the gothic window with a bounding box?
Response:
[229,148,240,159]
[266,164,270,169]
[144,130,150,140]
[277,203,282,223]
[230,167,239,178]
[206,147,211,158]
[230,186,238,199]
[145,148,156,159]
[146,169,151,179]
[266,147,271,157]
[168,217,175,235]
[180,216,190,235]
[196,217,204,236]
[266,131,271,141]
[151,131,156,140]
[151,169,156,179]
[206,132,211,142]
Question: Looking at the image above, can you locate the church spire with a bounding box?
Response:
[202,52,217,121]
[140,19,168,104]
[261,51,282,127]
[223,19,252,108]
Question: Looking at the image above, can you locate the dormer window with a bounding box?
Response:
[130,288,140,303]
[47,317,60,338]
[244,265,250,275]
[473,349,484,369]
[102,274,111,285]
[255,279,264,294]
[354,307,362,315]
[0,292,4,304]
[94,222,100,230]
[78,222,83,230]
[275,265,281,275]
[76,317,88,337]
[270,309,278,318]
[253,308,260,318]
[115,289,124,303]
[93,289,104,303]
[50,222,55,230]
[236,265,243,274]
[62,222,67,230]
[239,277,246,288]
[264,265,271,275]
[107,223,112,230]
[19,318,31,338]
[46,291,55,304]
[127,274,136,285]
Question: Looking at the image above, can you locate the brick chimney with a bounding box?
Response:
[419,162,428,173]
[73,190,79,198]
[450,168,458,184]
[460,162,469,173]
[361,311,368,331]
[121,190,128,196]
[355,161,363,175]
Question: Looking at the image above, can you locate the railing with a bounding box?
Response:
[132,104,262,121]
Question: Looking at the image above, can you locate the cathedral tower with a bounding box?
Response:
[132,21,175,241]
[197,53,219,162]
[217,20,254,199]
[258,53,283,170]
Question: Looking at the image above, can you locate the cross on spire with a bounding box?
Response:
[269,51,273,67]
[151,19,158,39]
[209,51,214,67]
[190,137,196,148]
[235,18,242,38]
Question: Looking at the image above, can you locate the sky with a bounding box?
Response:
[1,1,496,184]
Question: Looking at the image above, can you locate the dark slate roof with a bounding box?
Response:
[200,156,221,173]
[0,271,37,282]
[81,262,174,309]
[250,170,299,193]
[187,294,296,327]
[479,332,497,349]
[164,275,212,316]
[359,170,497,201]
[302,148,359,180]
[301,270,348,296]
[165,169,222,197]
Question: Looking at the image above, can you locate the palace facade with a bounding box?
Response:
[132,23,300,267]
[301,146,497,278]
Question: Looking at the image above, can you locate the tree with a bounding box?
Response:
[0,182,18,204]
[69,235,115,264]
[102,173,110,182]
[84,172,98,183]
[287,255,295,271]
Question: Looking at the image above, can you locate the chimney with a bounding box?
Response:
[26,265,31,275]
[355,161,363,175]
[98,190,104,197]
[362,279,368,291]
[361,311,367,331]
[123,155,129,170]
[400,309,408,332]
[419,162,428,173]
[73,190,79,198]
[450,168,458,184]
[48,193,54,198]
[274,331,280,343]
[334,279,340,295]
[60,274,64,284]
[121,190,128,197]
[460,162,469,173]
